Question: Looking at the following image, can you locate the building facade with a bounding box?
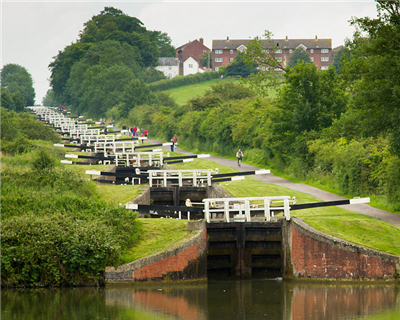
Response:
[212,36,333,71]
[176,38,210,75]
[155,57,180,79]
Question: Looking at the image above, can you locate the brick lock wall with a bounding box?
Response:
[106,228,207,283]
[290,219,399,279]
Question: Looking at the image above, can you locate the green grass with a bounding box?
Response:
[121,218,192,264]
[164,78,239,105]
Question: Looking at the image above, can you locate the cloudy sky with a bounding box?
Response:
[1,0,378,103]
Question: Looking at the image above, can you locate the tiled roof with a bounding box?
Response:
[158,57,179,66]
[213,38,332,50]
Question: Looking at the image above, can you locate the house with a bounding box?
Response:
[176,38,210,75]
[155,57,180,79]
[212,36,333,71]
[183,56,205,76]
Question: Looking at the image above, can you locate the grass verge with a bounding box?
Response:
[121,218,192,264]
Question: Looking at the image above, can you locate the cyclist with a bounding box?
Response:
[236,149,243,167]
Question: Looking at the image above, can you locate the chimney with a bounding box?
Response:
[227,36,230,41]
[286,36,288,41]
[199,38,203,44]
[315,35,318,40]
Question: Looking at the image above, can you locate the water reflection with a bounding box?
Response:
[2,280,399,320]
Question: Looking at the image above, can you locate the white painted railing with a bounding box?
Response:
[114,152,163,167]
[203,196,292,223]
[148,169,213,187]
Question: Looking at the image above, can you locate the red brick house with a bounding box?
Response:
[176,38,210,75]
[212,36,333,71]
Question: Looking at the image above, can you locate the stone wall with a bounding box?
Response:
[106,223,207,283]
[287,218,400,280]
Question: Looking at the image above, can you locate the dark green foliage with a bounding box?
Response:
[1,137,34,155]
[32,148,57,171]
[288,47,312,68]
[49,6,174,113]
[16,117,61,143]
[1,163,141,287]
[340,0,400,155]
[142,67,167,84]
[0,107,20,141]
[1,63,35,106]
[225,52,258,78]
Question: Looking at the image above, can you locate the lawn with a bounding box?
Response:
[164,78,238,105]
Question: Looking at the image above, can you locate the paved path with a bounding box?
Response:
[147,138,400,228]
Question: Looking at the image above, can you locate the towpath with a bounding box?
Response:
[147,138,400,228]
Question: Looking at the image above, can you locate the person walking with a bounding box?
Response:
[173,134,178,152]
[236,149,243,167]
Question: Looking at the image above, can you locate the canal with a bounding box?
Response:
[2,279,399,320]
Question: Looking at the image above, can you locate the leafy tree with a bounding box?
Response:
[225,52,258,78]
[241,30,285,97]
[332,46,345,73]
[1,64,35,106]
[151,31,176,57]
[340,0,400,155]
[42,89,59,107]
[269,63,347,161]
[119,79,158,116]
[288,46,311,68]
[0,88,15,110]
[199,50,212,69]
[48,42,93,103]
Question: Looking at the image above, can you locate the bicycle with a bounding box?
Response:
[237,157,242,167]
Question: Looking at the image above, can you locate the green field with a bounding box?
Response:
[164,78,238,105]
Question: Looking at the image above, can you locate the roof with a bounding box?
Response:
[158,57,179,66]
[176,39,210,52]
[212,38,332,50]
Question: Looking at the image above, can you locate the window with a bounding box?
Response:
[276,49,282,53]
[321,49,329,53]
[189,64,193,68]
[276,57,282,62]
[289,49,292,53]
[230,50,234,54]
[215,50,223,54]
[230,58,234,62]
[321,57,329,62]
[215,58,223,62]
[310,49,314,53]
[321,66,328,70]
[310,57,314,62]
[215,67,219,71]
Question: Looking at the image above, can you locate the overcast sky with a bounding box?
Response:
[1,0,378,103]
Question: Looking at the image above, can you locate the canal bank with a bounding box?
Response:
[106,218,399,283]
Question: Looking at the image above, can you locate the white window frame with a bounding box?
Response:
[230,50,234,54]
[310,49,314,53]
[230,58,234,62]
[276,49,282,53]
[215,58,223,63]
[321,57,329,62]
[215,50,223,54]
[215,67,219,71]
[310,57,314,62]
[321,66,329,70]
[321,49,329,53]
[289,49,292,53]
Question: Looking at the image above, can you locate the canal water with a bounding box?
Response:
[2,279,399,320]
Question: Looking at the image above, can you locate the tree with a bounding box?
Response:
[225,52,258,78]
[340,0,400,155]
[269,63,347,159]
[288,47,311,68]
[199,51,212,69]
[241,30,285,97]
[332,46,345,73]
[1,64,35,106]
[42,89,59,107]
